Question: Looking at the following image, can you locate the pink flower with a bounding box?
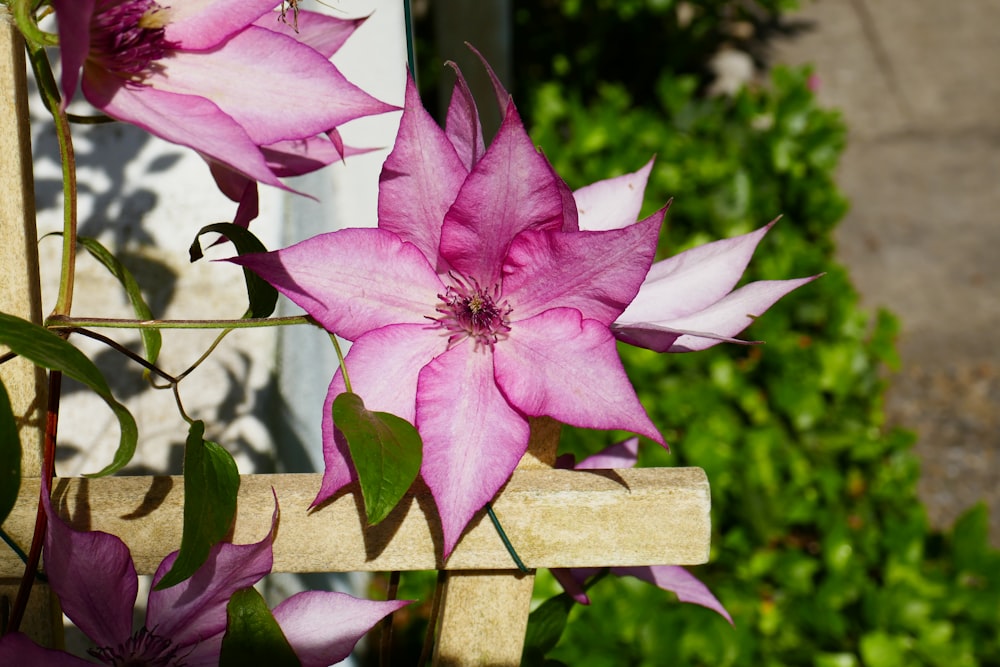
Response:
[573,160,817,352]
[0,482,406,666]
[51,0,395,223]
[235,60,666,556]
[552,439,732,623]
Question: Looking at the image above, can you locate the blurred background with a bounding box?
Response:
[387,0,1000,664]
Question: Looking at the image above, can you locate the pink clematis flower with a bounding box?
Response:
[552,439,732,623]
[50,0,395,224]
[235,62,667,556]
[0,482,407,666]
[573,161,817,352]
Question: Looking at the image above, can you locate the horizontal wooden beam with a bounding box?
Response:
[1,468,710,576]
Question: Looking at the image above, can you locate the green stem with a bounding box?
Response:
[45,314,313,330]
[25,45,77,316]
[174,328,233,383]
[10,0,58,49]
[486,503,530,573]
[330,334,352,394]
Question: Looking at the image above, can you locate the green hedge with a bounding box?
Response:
[525,67,1000,667]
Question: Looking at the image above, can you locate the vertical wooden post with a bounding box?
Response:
[432,417,560,666]
[0,10,61,646]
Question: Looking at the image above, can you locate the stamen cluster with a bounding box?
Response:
[89,626,187,667]
[90,0,175,80]
[433,273,512,350]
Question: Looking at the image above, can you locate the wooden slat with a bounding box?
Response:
[0,468,711,577]
[1,11,61,648]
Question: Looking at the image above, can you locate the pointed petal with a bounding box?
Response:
[574,158,655,231]
[42,480,136,648]
[416,345,530,556]
[611,566,733,624]
[273,591,409,667]
[164,0,281,50]
[314,323,448,506]
[83,75,285,189]
[255,11,366,58]
[147,507,278,652]
[232,228,443,340]
[494,309,663,445]
[0,632,93,667]
[466,43,511,116]
[379,74,466,270]
[576,437,639,470]
[550,569,591,605]
[439,102,565,286]
[552,164,580,232]
[51,0,95,107]
[444,62,486,170]
[262,136,376,178]
[616,276,817,352]
[502,211,663,326]
[149,27,395,146]
[624,222,776,321]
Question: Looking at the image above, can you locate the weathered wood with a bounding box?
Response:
[0,467,711,577]
[0,10,61,648]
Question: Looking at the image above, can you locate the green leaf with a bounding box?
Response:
[220,586,301,667]
[76,236,162,368]
[189,223,277,318]
[0,312,137,476]
[0,379,21,527]
[332,392,421,526]
[155,420,239,589]
[522,591,576,663]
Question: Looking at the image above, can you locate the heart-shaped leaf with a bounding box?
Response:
[155,420,239,589]
[332,392,422,525]
[220,586,301,667]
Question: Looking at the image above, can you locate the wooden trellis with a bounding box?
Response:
[0,15,711,665]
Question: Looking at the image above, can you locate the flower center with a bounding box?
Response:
[89,626,188,667]
[433,274,511,350]
[90,0,176,81]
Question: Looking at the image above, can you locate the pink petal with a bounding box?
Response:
[148,27,395,146]
[42,480,136,649]
[273,591,409,667]
[576,437,639,470]
[254,10,366,58]
[164,0,281,50]
[314,323,449,506]
[146,507,277,655]
[611,566,733,624]
[83,74,285,189]
[0,632,93,667]
[549,568,591,605]
[616,276,817,352]
[51,0,95,107]
[444,62,486,170]
[262,136,376,178]
[379,74,466,270]
[232,228,443,340]
[493,309,663,445]
[416,344,530,556]
[501,210,663,326]
[439,102,566,286]
[623,222,776,322]
[574,158,655,231]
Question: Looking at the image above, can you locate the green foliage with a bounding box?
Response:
[0,312,138,477]
[0,379,20,527]
[332,392,422,525]
[220,587,301,667]
[155,420,240,589]
[526,67,1000,665]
